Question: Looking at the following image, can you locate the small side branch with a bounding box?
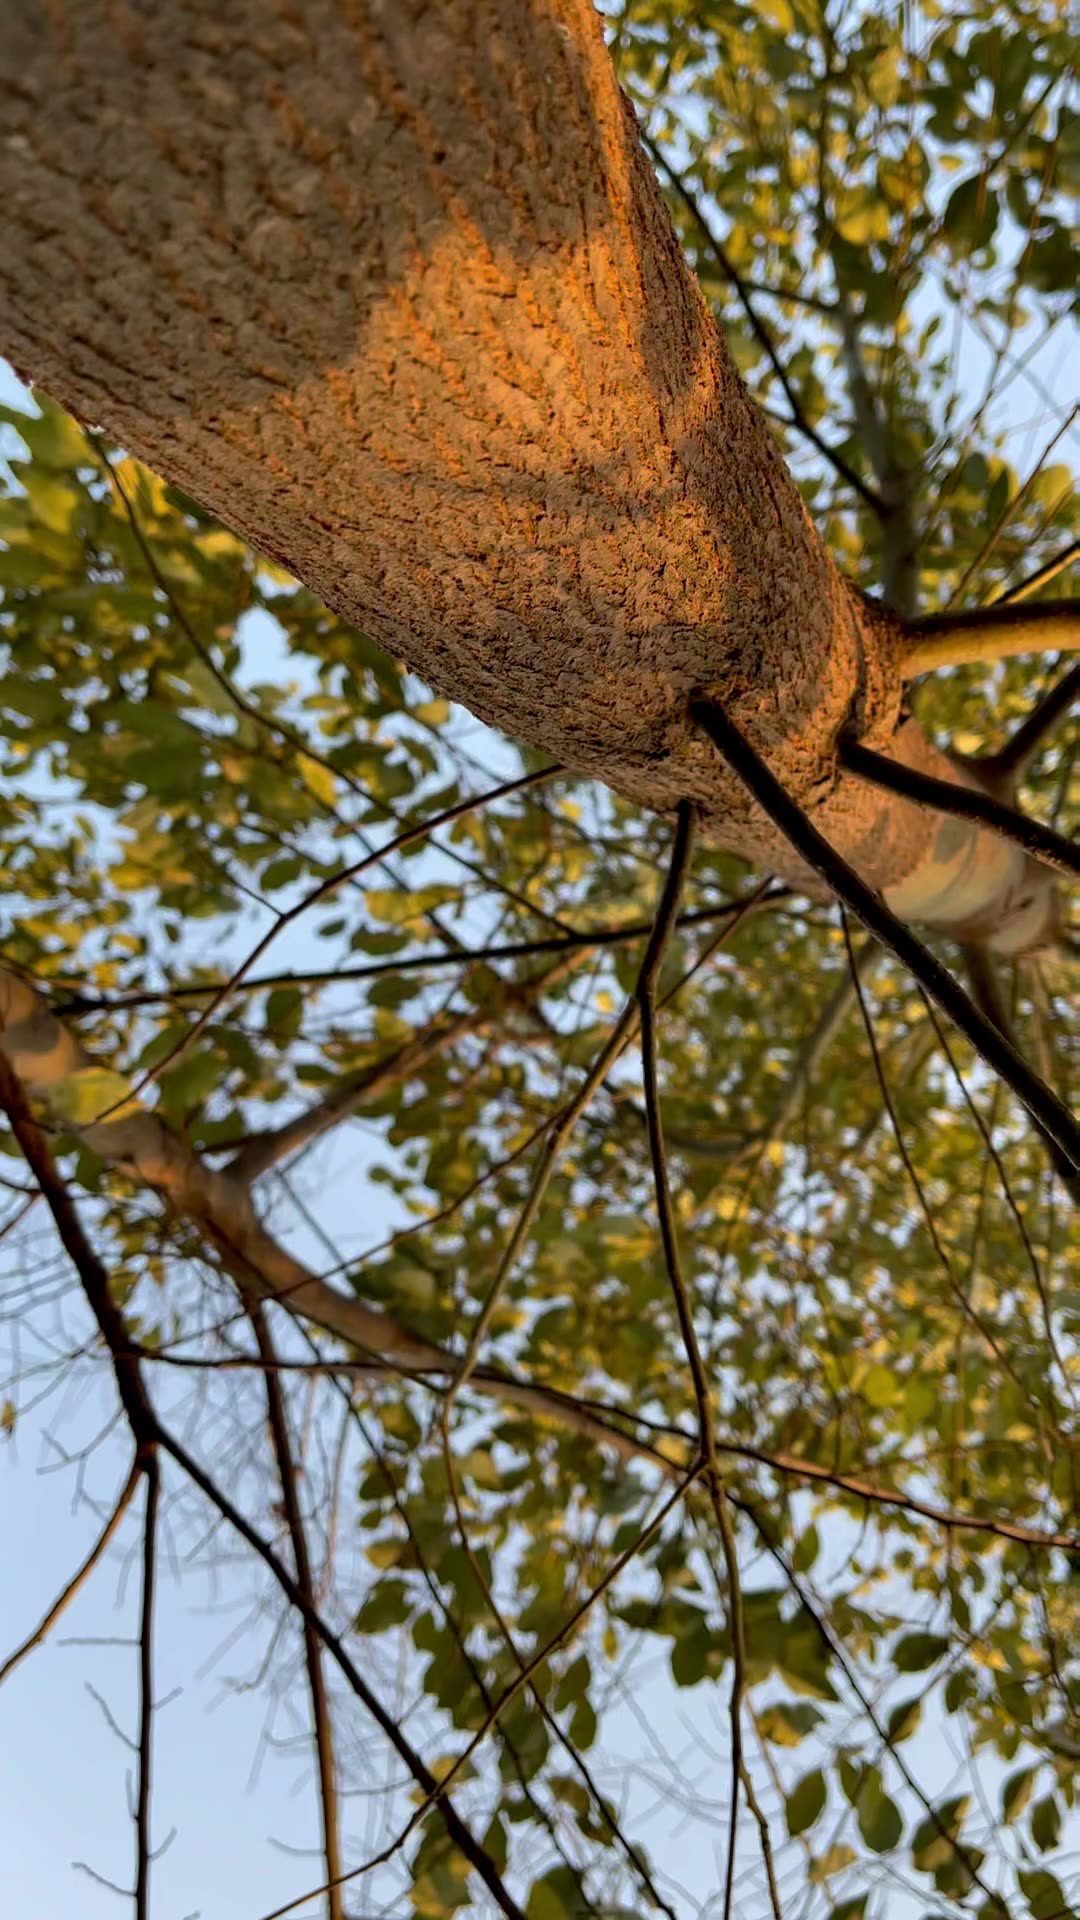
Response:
[250,1304,344,1920]
[992,537,1078,606]
[690,697,1080,1174]
[839,738,1079,879]
[136,1459,159,1920]
[641,131,884,514]
[900,597,1079,677]
[984,659,1080,782]
[0,1460,141,1686]
[637,802,779,1920]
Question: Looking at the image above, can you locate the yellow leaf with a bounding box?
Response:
[299,753,336,808]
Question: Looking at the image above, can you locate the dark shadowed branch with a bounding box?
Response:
[636,800,780,1920]
[839,736,1079,878]
[690,695,1080,1173]
[0,1459,141,1686]
[249,1303,344,1920]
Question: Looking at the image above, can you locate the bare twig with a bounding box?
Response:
[135,1459,159,1920]
[0,1460,141,1685]
[944,405,1079,608]
[991,537,1078,606]
[690,695,1080,1173]
[250,1469,699,1920]
[249,1304,344,1920]
[641,132,885,513]
[111,762,560,1115]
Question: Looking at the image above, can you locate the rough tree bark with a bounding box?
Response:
[0,0,1063,951]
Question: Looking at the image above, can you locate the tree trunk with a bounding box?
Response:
[0,0,1056,950]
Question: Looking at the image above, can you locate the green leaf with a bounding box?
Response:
[1001,1767,1035,1822]
[50,1067,138,1126]
[943,175,999,255]
[1018,1870,1071,1920]
[893,1631,949,1672]
[787,1770,827,1837]
[885,1697,921,1744]
[862,1364,900,1407]
[756,1701,825,1747]
[1029,1795,1061,1853]
[855,1769,903,1854]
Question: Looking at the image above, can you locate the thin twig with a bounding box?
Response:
[641,132,885,513]
[135,1458,159,1920]
[839,737,1079,878]
[107,762,560,1116]
[249,1303,344,1920]
[636,802,777,1920]
[0,1460,141,1685]
[945,405,1079,607]
[53,891,791,1018]
[0,1060,520,1920]
[986,659,1080,781]
[913,990,1073,1403]
[690,695,1080,1172]
[991,537,1079,605]
[248,1468,699,1920]
[155,1426,528,1920]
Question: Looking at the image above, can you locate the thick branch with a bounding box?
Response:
[901,598,1080,676]
[0,0,936,890]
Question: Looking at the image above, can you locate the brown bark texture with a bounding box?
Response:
[0,0,1057,946]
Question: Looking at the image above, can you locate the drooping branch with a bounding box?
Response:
[690,697,1080,1173]
[839,738,1079,879]
[900,597,1079,676]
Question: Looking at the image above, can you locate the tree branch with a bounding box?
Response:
[49,890,791,1019]
[690,697,1080,1173]
[839,738,1079,879]
[135,1458,159,1920]
[982,658,1080,782]
[228,1009,483,1184]
[0,1459,141,1686]
[836,298,919,617]
[636,800,781,1920]
[249,1304,344,1920]
[991,536,1078,606]
[900,597,1080,676]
